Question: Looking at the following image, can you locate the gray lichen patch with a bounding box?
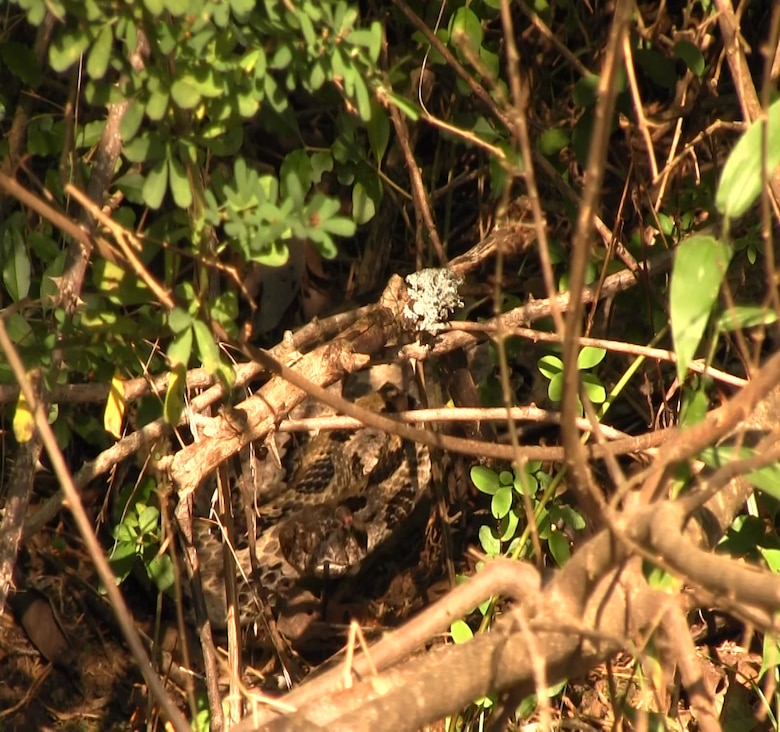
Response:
[403,268,464,333]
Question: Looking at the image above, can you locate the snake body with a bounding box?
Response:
[193,392,432,629]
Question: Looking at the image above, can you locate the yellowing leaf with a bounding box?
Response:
[104,370,126,439]
[164,364,186,426]
[13,387,35,443]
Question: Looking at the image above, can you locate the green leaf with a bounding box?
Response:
[164,363,187,425]
[702,445,780,502]
[138,505,160,534]
[717,305,777,331]
[310,151,333,183]
[143,0,164,14]
[192,319,222,374]
[538,127,569,157]
[367,101,390,162]
[146,90,170,121]
[717,97,780,219]
[0,41,44,88]
[759,547,780,574]
[168,306,192,333]
[513,471,538,495]
[547,372,564,402]
[6,313,33,345]
[674,40,705,77]
[760,632,780,681]
[167,326,193,366]
[351,181,376,225]
[634,48,677,89]
[548,531,571,566]
[537,354,563,380]
[450,7,483,62]
[86,24,113,79]
[670,234,733,381]
[168,153,192,209]
[450,619,473,644]
[346,27,380,58]
[581,373,606,404]
[498,510,519,542]
[123,131,167,163]
[572,74,599,107]
[382,90,420,121]
[478,524,501,556]
[109,540,139,584]
[142,158,168,209]
[319,213,356,238]
[351,71,372,121]
[679,385,709,428]
[555,505,586,531]
[164,0,189,15]
[471,465,500,495]
[577,346,606,370]
[491,485,513,519]
[147,554,175,592]
[2,224,31,301]
[119,98,145,142]
[236,91,267,123]
[50,28,91,72]
[498,470,513,486]
[171,76,201,109]
[281,150,312,205]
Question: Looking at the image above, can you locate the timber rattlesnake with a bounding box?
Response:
[191,389,432,629]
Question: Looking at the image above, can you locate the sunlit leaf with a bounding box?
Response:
[670,234,732,381]
[471,465,499,495]
[171,76,201,109]
[104,370,125,439]
[577,347,606,370]
[86,24,113,79]
[491,485,513,519]
[192,320,221,374]
[168,153,192,208]
[50,28,90,72]
[717,97,780,219]
[450,619,473,644]
[548,531,571,566]
[142,158,168,209]
[13,386,35,443]
[164,363,187,425]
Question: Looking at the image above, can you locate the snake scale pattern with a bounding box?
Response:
[192,390,432,629]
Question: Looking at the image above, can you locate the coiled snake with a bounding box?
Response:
[192,390,432,629]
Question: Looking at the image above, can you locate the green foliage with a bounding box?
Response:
[109,478,174,593]
[717,97,780,221]
[0,0,421,616]
[670,234,733,382]
[537,347,607,416]
[0,0,400,421]
[470,462,585,567]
